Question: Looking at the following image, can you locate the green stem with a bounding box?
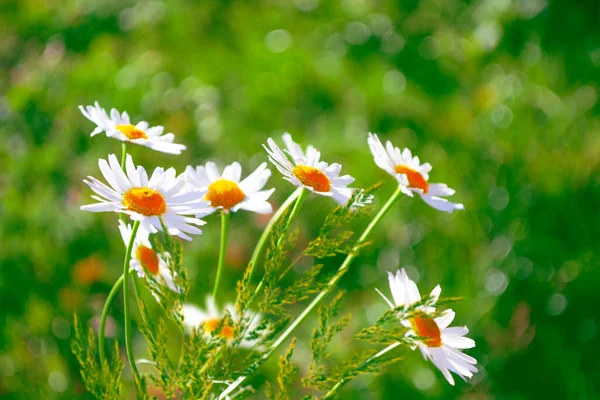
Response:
[246,188,302,283]
[99,274,125,366]
[247,188,307,304]
[120,142,127,168]
[283,188,307,232]
[159,217,174,247]
[322,343,400,399]
[218,186,403,399]
[123,221,141,383]
[98,269,141,367]
[212,210,230,300]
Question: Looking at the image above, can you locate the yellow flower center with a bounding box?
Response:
[410,312,442,347]
[205,318,235,339]
[135,245,160,275]
[123,187,167,216]
[205,179,245,210]
[292,165,331,192]
[394,165,429,193]
[116,124,148,140]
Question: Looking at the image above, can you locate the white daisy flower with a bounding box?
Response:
[79,101,186,154]
[264,133,355,205]
[182,297,263,348]
[367,133,464,213]
[81,153,211,240]
[185,161,274,215]
[376,269,478,386]
[118,220,179,293]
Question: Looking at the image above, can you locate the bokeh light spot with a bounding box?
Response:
[48,371,67,392]
[491,105,513,129]
[412,367,436,390]
[383,70,406,96]
[294,0,319,11]
[484,268,508,295]
[265,30,292,53]
[52,317,70,339]
[344,22,370,45]
[547,293,567,316]
[488,187,509,211]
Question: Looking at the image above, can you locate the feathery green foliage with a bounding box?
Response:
[71,314,123,400]
[280,264,331,305]
[178,327,220,399]
[311,350,403,394]
[137,303,179,397]
[304,186,379,259]
[265,338,298,400]
[236,262,254,316]
[148,235,188,328]
[257,208,299,316]
[301,292,402,393]
[309,292,351,365]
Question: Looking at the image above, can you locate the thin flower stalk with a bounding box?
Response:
[218,186,403,399]
[98,144,138,367]
[99,145,129,366]
[120,142,127,170]
[98,268,143,370]
[248,188,307,303]
[118,146,145,309]
[98,274,125,366]
[212,210,230,300]
[123,220,141,383]
[246,188,302,282]
[322,342,400,399]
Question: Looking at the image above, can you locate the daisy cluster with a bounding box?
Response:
[78,102,476,386]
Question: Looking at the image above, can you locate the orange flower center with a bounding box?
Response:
[394,165,429,193]
[116,124,148,140]
[123,187,167,216]
[292,165,331,192]
[205,318,235,339]
[205,179,245,210]
[135,245,160,275]
[410,312,442,347]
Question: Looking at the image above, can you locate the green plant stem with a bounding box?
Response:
[131,273,142,310]
[98,142,142,375]
[322,342,400,399]
[283,188,307,232]
[247,188,307,304]
[99,274,125,366]
[121,142,127,167]
[159,216,173,247]
[118,143,143,317]
[123,220,141,383]
[212,210,230,300]
[98,269,141,366]
[218,186,403,399]
[246,188,302,283]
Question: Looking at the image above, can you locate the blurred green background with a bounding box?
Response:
[1,0,599,398]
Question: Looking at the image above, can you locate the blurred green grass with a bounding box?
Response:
[1,0,599,398]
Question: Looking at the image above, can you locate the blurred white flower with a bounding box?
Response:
[118,220,179,294]
[182,297,263,348]
[79,101,186,154]
[368,133,464,213]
